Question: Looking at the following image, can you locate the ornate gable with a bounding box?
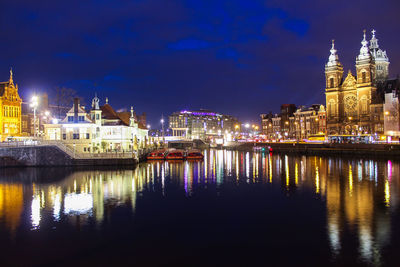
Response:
[342,70,357,89]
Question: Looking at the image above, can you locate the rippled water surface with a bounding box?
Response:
[1,150,400,266]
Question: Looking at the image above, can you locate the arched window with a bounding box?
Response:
[362,72,367,83]
[361,97,368,114]
[330,77,334,88]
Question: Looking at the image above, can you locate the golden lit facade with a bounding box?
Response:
[325,30,388,135]
[0,69,22,140]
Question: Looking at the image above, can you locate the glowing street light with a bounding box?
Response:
[160,116,165,144]
[245,123,250,128]
[30,96,39,138]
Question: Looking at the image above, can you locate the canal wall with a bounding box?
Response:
[232,142,400,159]
[0,145,137,167]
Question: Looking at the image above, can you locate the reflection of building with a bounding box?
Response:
[325,30,388,135]
[0,70,22,140]
[168,109,239,140]
[0,183,23,235]
[44,96,148,153]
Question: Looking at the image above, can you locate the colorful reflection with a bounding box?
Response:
[0,151,397,265]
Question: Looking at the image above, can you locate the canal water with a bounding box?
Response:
[0,150,399,266]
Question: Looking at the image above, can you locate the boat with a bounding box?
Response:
[147,149,167,160]
[165,149,185,160]
[185,150,204,160]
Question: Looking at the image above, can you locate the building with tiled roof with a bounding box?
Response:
[44,95,148,154]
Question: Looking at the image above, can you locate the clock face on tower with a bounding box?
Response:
[345,95,357,111]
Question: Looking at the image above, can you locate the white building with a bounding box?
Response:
[383,79,400,138]
[44,96,148,153]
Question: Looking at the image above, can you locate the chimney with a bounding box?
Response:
[74,97,79,123]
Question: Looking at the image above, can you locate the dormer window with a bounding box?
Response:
[78,115,84,121]
[68,116,74,122]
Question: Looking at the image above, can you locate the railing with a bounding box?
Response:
[0,139,143,160]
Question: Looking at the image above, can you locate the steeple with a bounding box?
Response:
[368,29,389,82]
[369,29,379,50]
[9,68,13,85]
[357,30,371,61]
[325,39,343,90]
[327,39,340,67]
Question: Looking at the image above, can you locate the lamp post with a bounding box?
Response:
[161,117,165,145]
[30,96,38,138]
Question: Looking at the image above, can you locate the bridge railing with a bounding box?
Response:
[0,140,141,160]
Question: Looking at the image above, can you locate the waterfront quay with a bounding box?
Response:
[0,141,154,167]
[233,142,400,158]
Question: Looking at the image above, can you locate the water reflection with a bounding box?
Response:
[0,151,398,265]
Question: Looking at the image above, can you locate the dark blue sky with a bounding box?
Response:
[1,0,399,127]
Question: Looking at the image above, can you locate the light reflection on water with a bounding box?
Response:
[0,149,398,265]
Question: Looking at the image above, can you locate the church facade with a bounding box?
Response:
[325,30,389,135]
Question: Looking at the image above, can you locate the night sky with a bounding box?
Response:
[1,0,399,127]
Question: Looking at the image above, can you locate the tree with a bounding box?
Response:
[101,141,108,152]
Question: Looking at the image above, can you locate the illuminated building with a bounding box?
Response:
[292,105,325,140]
[325,30,389,135]
[260,112,273,137]
[168,109,239,140]
[0,69,22,140]
[383,79,400,138]
[44,96,148,153]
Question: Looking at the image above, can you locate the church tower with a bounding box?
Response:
[356,30,375,85]
[355,30,377,133]
[325,40,343,133]
[369,29,389,82]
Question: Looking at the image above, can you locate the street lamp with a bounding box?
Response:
[30,96,39,138]
[160,117,165,144]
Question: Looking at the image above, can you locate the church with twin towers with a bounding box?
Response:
[325,29,391,136]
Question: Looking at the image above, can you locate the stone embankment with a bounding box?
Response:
[232,142,400,158]
[0,145,139,167]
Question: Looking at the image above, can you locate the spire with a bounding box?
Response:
[130,106,134,118]
[9,68,13,85]
[369,29,379,50]
[105,97,108,104]
[357,29,371,61]
[326,39,340,67]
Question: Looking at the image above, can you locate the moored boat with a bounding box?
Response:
[165,149,185,160]
[185,150,204,160]
[147,149,167,160]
